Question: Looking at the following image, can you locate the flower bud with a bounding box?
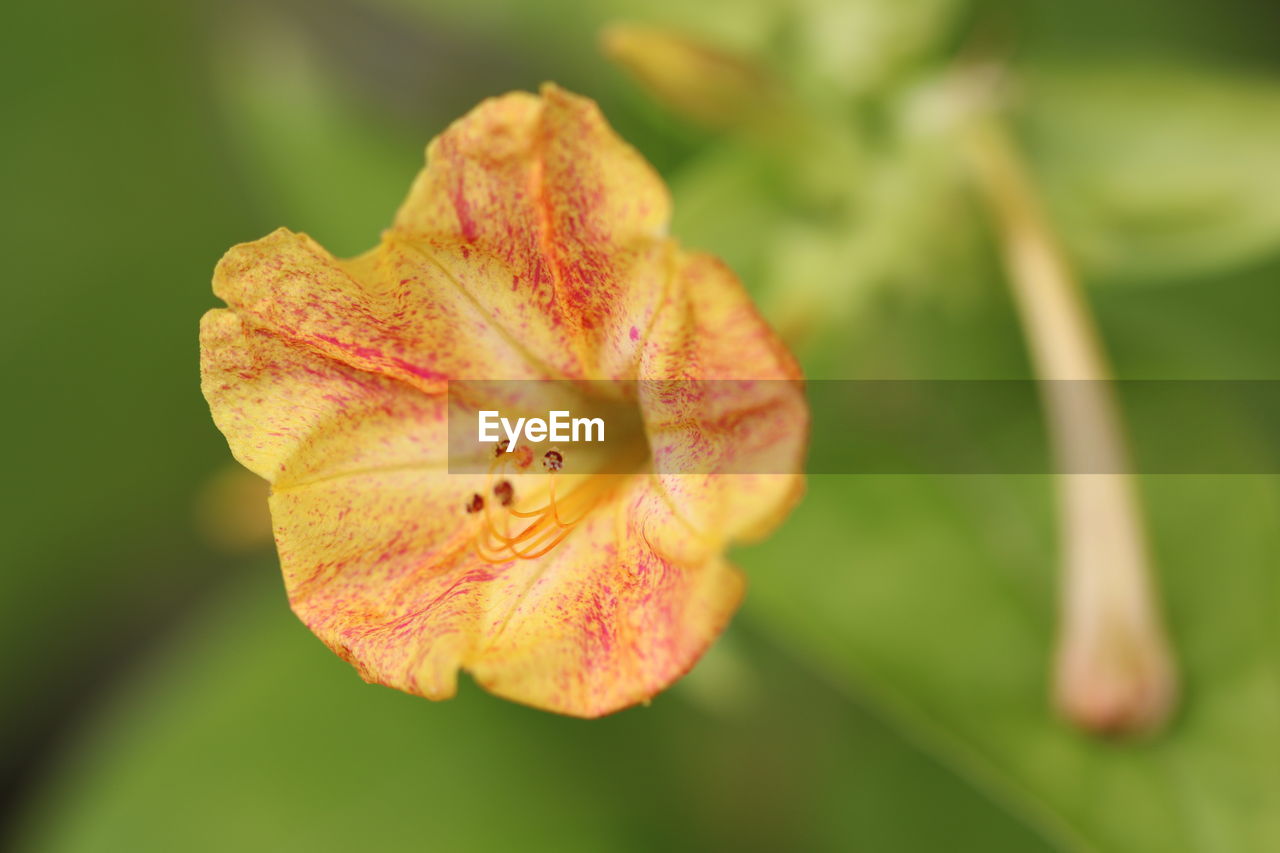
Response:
[1053,475,1178,736]
[601,23,780,129]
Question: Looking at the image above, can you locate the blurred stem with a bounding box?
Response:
[964,114,1178,736]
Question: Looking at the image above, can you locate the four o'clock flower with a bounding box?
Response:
[200,85,807,717]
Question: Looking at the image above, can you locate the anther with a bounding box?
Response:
[464,493,485,513]
[493,439,510,457]
[514,444,534,469]
[542,449,563,471]
[493,479,514,507]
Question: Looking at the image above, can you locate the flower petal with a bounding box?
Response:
[269,468,487,702]
[393,84,672,378]
[200,308,447,485]
[640,251,808,554]
[212,229,551,390]
[270,467,742,716]
[468,479,745,716]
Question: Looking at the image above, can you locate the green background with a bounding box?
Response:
[3,0,1278,850]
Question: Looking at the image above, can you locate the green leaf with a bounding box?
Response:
[736,244,1280,851]
[738,272,1280,850]
[744,473,1280,851]
[0,0,251,743]
[670,76,986,345]
[211,7,422,257]
[670,143,791,297]
[13,572,1055,852]
[1024,62,1280,284]
[787,0,963,96]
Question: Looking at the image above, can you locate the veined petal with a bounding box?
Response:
[200,309,447,486]
[393,84,672,378]
[213,229,550,390]
[468,480,745,716]
[640,251,808,552]
[271,467,742,717]
[269,468,488,702]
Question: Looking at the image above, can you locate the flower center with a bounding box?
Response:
[462,397,650,563]
[470,447,641,562]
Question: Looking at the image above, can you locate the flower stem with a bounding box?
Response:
[964,114,1178,736]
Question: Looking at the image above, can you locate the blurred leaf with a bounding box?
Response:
[669,75,984,345]
[786,0,964,97]
[1093,261,1280,379]
[0,0,254,745]
[370,0,788,76]
[212,6,422,256]
[1009,0,1279,72]
[744,473,1280,851]
[740,265,1280,850]
[13,571,1054,853]
[1024,62,1280,283]
[738,240,1280,850]
[669,143,789,295]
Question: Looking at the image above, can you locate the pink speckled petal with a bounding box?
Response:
[639,251,808,557]
[200,308,449,485]
[466,476,745,716]
[393,84,672,379]
[201,86,807,718]
[272,468,742,716]
[212,230,548,390]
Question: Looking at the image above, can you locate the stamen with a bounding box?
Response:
[505,527,574,560]
[471,447,618,564]
[464,493,484,513]
[514,444,534,469]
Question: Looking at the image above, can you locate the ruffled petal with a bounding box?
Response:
[393,84,672,379]
[639,251,808,554]
[271,469,742,717]
[212,229,549,390]
[468,477,745,716]
[269,468,487,702]
[200,309,448,486]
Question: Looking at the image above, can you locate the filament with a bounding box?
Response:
[471,453,618,564]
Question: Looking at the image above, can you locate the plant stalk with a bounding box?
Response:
[965,115,1178,736]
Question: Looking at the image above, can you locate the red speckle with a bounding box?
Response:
[447,142,478,241]
[629,325,639,341]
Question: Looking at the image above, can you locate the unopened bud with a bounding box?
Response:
[1055,614,1177,736]
[964,114,1179,737]
[1052,473,1178,736]
[601,23,780,129]
[194,464,273,552]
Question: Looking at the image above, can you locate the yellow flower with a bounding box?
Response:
[200,84,806,717]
